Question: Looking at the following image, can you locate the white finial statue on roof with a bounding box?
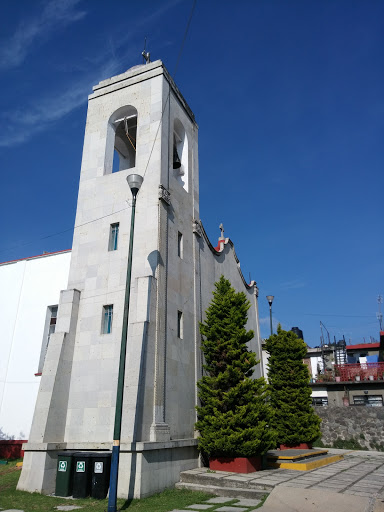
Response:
[219,223,225,239]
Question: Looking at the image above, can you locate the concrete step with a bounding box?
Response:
[175,481,269,500]
[267,449,329,462]
[179,469,274,492]
[268,453,344,471]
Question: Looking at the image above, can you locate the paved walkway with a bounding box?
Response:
[2,451,384,512]
[267,449,384,498]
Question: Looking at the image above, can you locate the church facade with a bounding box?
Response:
[18,60,262,498]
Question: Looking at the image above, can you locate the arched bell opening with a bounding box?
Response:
[173,118,188,192]
[104,106,138,175]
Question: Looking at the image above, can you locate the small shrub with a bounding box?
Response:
[332,438,364,450]
[312,437,326,448]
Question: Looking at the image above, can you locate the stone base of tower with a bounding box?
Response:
[17,439,199,499]
[118,439,199,498]
[17,446,59,494]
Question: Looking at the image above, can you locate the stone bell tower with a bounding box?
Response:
[18,59,262,499]
[18,60,202,498]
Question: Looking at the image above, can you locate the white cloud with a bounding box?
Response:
[280,279,307,290]
[0,0,86,69]
[0,60,119,148]
[0,0,184,147]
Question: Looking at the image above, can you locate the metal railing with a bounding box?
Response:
[334,363,384,382]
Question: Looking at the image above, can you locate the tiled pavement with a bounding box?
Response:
[179,450,384,500]
[2,451,384,512]
[274,450,384,498]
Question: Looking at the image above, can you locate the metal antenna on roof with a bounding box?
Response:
[377,295,383,331]
[142,37,150,64]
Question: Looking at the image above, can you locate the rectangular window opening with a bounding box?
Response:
[353,395,383,407]
[108,223,119,251]
[177,232,183,258]
[102,305,113,334]
[37,305,58,374]
[177,310,183,339]
[312,397,328,406]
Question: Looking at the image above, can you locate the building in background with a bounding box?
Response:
[0,251,71,439]
[308,335,384,407]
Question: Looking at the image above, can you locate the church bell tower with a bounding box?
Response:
[18,60,202,498]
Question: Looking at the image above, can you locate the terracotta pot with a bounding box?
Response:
[335,376,341,382]
[279,443,312,450]
[209,456,262,473]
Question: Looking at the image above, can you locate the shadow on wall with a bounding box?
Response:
[147,250,164,277]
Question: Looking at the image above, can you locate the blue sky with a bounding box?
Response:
[0,0,383,346]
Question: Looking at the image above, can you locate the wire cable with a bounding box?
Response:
[0,0,197,260]
[142,0,197,180]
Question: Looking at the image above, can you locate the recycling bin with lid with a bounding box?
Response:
[72,452,93,498]
[55,451,75,497]
[91,452,111,499]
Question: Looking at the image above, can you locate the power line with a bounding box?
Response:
[0,1,197,260]
[303,313,375,318]
[142,0,197,179]
[0,206,130,258]
[173,0,197,78]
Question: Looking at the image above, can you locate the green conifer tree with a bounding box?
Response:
[195,276,275,458]
[265,325,321,446]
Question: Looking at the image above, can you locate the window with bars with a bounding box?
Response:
[353,395,383,407]
[102,305,113,334]
[312,397,328,406]
[108,223,119,251]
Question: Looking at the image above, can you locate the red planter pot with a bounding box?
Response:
[279,443,312,450]
[209,456,262,473]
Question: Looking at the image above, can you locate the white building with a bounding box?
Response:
[18,61,263,498]
[0,250,71,439]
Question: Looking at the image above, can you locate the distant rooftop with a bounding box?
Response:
[0,249,71,267]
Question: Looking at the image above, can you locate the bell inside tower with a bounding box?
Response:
[112,114,137,172]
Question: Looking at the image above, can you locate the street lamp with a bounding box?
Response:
[266,295,274,336]
[108,173,143,512]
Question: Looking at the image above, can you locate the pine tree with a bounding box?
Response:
[265,325,321,446]
[195,276,275,458]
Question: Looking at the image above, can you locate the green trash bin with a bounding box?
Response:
[55,451,75,497]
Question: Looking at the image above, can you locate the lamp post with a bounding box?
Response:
[108,173,143,512]
[266,295,274,336]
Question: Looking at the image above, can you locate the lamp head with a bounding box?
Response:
[266,295,274,306]
[127,174,143,198]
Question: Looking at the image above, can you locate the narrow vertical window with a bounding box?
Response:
[37,305,58,374]
[177,232,183,258]
[48,306,58,340]
[177,310,183,339]
[102,305,113,334]
[108,223,119,251]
